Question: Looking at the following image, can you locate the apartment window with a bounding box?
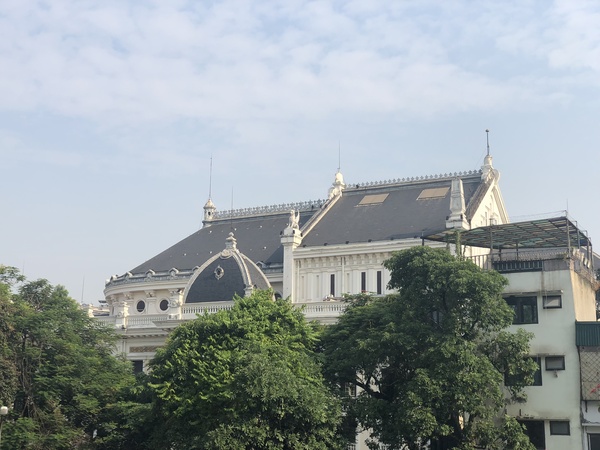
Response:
[376,270,382,295]
[330,274,335,296]
[519,420,545,450]
[545,356,565,371]
[505,296,538,324]
[589,434,600,450]
[549,420,570,435]
[361,272,367,292]
[505,356,542,386]
[543,295,562,309]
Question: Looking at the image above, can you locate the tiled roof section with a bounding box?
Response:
[129,210,317,274]
[301,175,483,247]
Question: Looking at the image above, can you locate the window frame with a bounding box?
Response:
[531,356,543,386]
[519,419,545,449]
[504,356,542,387]
[330,274,335,296]
[505,295,538,324]
[545,356,565,371]
[543,295,562,309]
[549,420,570,436]
[589,433,600,450]
[132,360,144,374]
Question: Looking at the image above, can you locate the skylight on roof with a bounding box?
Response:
[357,193,389,206]
[417,187,449,200]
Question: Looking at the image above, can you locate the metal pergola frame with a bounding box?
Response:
[425,216,592,253]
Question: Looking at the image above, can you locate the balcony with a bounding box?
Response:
[428,215,594,279]
[467,248,595,284]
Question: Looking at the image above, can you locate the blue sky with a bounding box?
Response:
[2,0,600,303]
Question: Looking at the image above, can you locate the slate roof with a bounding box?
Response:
[130,210,316,274]
[185,252,270,303]
[127,172,487,276]
[301,175,483,247]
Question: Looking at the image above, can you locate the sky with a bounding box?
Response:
[2,0,600,304]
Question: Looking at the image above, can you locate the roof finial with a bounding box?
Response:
[485,129,490,156]
[225,231,237,250]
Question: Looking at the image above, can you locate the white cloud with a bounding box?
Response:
[2,0,591,129]
[547,0,600,71]
[0,129,84,167]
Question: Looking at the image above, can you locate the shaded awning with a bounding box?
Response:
[425,216,591,250]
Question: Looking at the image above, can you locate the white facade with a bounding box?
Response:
[97,154,598,450]
[498,252,597,450]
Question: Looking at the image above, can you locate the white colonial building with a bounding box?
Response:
[97,153,598,450]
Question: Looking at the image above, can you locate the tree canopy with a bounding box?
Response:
[0,266,135,450]
[146,290,344,450]
[322,247,537,450]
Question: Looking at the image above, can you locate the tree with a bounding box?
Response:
[0,266,135,449]
[147,290,344,450]
[0,266,21,410]
[322,247,537,450]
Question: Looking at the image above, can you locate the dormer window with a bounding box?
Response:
[417,187,449,200]
[357,193,389,206]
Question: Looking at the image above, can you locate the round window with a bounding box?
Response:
[136,300,145,313]
[159,299,169,311]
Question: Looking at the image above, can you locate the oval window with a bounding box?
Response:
[136,300,145,313]
[159,299,169,311]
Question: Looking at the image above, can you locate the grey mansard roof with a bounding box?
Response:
[130,209,317,274]
[124,170,487,277]
[301,173,484,247]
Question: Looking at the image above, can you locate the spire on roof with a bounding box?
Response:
[482,129,495,181]
[202,156,217,227]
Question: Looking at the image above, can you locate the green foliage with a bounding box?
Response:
[92,372,157,450]
[147,290,343,449]
[0,266,20,407]
[322,247,536,450]
[0,266,135,449]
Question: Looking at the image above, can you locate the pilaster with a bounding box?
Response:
[446,177,469,230]
[281,210,303,301]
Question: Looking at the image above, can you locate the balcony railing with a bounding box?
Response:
[95,300,348,330]
[491,259,544,273]
[467,248,594,272]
